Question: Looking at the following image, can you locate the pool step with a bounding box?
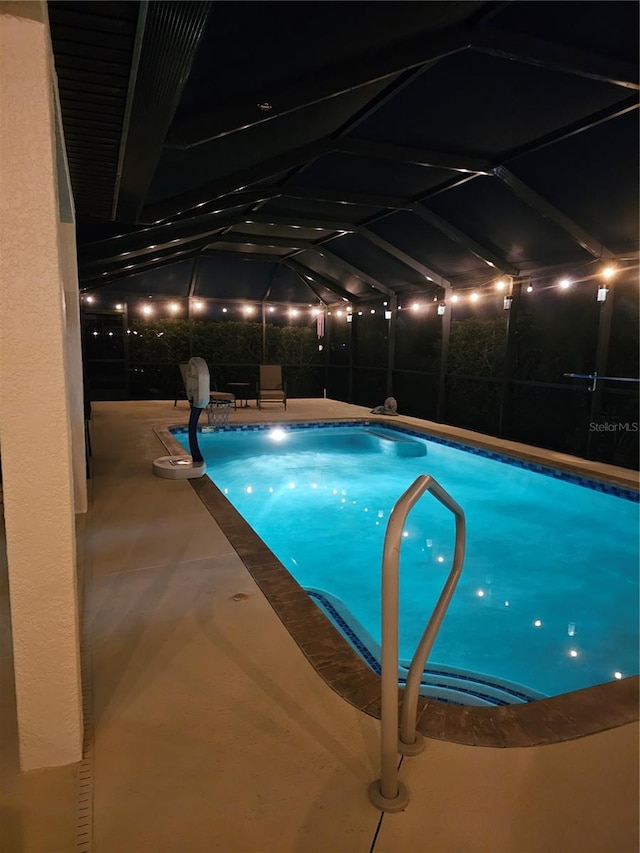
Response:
[399,667,544,707]
[307,588,545,708]
[365,428,427,457]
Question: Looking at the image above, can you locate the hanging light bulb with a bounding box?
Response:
[526,284,533,293]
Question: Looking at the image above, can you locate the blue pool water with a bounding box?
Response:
[176,422,639,702]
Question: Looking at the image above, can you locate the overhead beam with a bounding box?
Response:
[219,232,317,250]
[285,259,359,304]
[335,63,438,137]
[285,264,331,306]
[80,225,237,271]
[141,139,334,223]
[166,26,472,149]
[81,249,200,286]
[493,166,617,259]
[313,247,395,297]
[282,185,411,210]
[242,213,356,231]
[200,249,286,264]
[355,226,449,288]
[473,27,639,90]
[409,204,519,276]
[81,233,215,277]
[114,1,213,221]
[503,96,640,163]
[336,138,492,175]
[79,211,245,264]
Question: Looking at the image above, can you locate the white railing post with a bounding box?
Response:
[368,475,465,811]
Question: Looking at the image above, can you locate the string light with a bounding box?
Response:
[559,278,572,289]
[169,302,180,314]
[192,300,204,311]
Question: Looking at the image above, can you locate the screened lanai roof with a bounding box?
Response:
[48,0,639,305]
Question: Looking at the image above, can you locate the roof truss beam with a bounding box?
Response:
[200,249,287,264]
[493,166,617,259]
[79,212,244,264]
[216,232,317,250]
[242,213,355,231]
[409,204,519,276]
[142,139,334,223]
[336,138,491,175]
[166,26,472,149]
[82,248,200,285]
[313,247,394,297]
[282,185,411,210]
[355,227,450,287]
[472,27,639,90]
[284,260,359,304]
[503,96,640,163]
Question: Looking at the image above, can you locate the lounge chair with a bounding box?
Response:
[258,364,287,409]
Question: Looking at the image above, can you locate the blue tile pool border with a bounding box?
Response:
[171,420,639,503]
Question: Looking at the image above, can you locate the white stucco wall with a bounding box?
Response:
[0,0,83,770]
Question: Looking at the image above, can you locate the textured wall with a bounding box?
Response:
[0,2,82,769]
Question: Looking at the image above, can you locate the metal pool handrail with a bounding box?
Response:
[368,475,466,813]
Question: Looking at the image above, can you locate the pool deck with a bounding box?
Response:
[1,398,638,853]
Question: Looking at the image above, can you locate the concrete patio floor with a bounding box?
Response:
[0,398,637,853]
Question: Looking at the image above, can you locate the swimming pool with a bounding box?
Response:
[175,422,639,705]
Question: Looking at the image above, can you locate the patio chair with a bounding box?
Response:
[258,364,287,409]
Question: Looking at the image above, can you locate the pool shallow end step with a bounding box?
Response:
[365,427,427,457]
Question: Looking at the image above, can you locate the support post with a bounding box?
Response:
[587,281,615,457]
[499,278,522,437]
[437,285,452,422]
[386,294,397,398]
